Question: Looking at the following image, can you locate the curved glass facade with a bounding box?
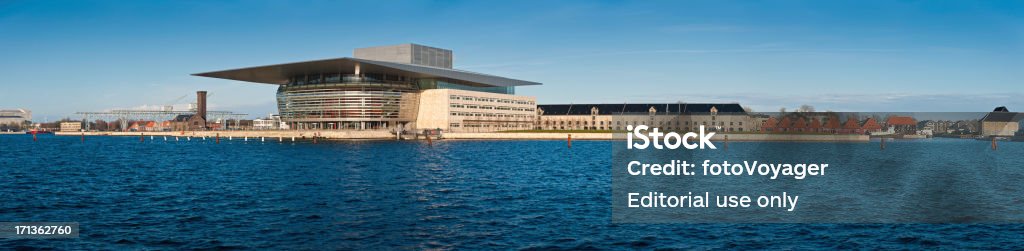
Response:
[416,79,514,95]
[276,74,418,130]
[276,72,521,130]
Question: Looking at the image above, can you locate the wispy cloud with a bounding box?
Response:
[97,103,192,112]
[657,24,747,33]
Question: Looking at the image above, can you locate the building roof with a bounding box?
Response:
[0,109,31,119]
[172,114,194,122]
[193,57,541,88]
[0,109,30,113]
[861,118,882,130]
[538,103,746,115]
[843,117,861,129]
[981,111,1022,122]
[886,116,916,126]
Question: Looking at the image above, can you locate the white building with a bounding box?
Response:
[0,109,31,125]
[253,114,289,130]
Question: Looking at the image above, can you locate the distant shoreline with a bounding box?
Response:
[53,131,870,142]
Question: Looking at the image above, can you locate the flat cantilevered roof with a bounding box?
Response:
[192,57,541,87]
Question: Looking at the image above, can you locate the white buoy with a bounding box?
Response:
[291,136,295,142]
[261,137,265,142]
[229,136,232,140]
[244,136,248,142]
[279,136,283,142]
[187,136,191,141]
[150,136,154,140]
[163,136,167,141]
[175,136,179,141]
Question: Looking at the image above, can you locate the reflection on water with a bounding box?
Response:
[0,135,1023,249]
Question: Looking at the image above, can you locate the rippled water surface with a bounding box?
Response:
[1,134,1023,249]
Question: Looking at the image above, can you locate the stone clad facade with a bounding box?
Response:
[415,89,536,132]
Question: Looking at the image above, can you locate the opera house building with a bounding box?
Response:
[194,44,541,132]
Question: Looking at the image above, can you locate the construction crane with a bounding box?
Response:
[165,95,188,112]
[77,92,246,131]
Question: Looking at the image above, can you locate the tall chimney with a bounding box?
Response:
[197,91,207,120]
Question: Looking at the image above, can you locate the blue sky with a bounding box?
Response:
[1,0,1022,120]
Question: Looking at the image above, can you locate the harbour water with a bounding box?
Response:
[1,134,1023,249]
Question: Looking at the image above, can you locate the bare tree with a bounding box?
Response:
[796,104,815,113]
[93,119,108,131]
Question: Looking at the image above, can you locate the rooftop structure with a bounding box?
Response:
[194,44,542,131]
[354,43,453,69]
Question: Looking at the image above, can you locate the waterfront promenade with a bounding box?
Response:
[54,131,869,142]
[55,130,391,140]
